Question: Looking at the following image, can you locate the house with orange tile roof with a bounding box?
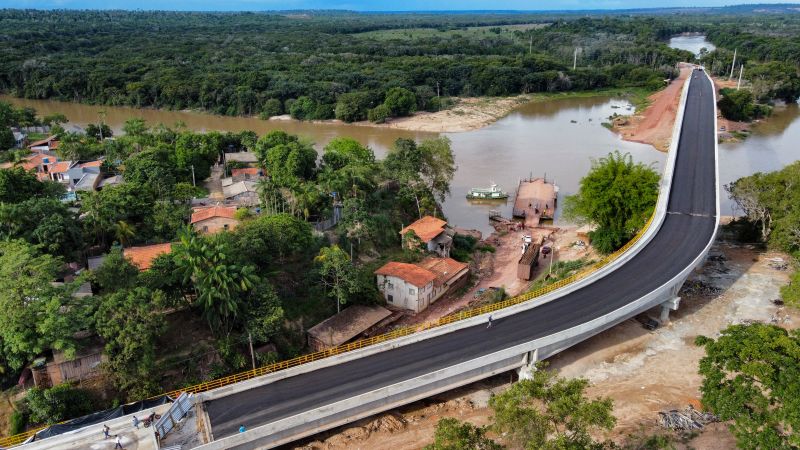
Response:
[123,243,172,270]
[230,167,264,182]
[191,205,240,234]
[374,257,468,313]
[400,215,454,258]
[47,158,104,191]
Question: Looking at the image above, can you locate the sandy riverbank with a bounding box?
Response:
[292,232,797,450]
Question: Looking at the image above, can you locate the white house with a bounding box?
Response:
[374,257,469,313]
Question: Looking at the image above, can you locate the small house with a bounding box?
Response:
[27,136,60,152]
[123,243,172,271]
[223,151,259,167]
[12,131,26,148]
[231,167,264,182]
[374,257,468,313]
[400,216,454,258]
[223,180,259,206]
[31,339,106,388]
[191,205,239,234]
[306,305,392,351]
[48,159,103,192]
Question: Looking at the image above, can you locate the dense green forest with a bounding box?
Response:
[3,9,799,123]
[0,10,695,121]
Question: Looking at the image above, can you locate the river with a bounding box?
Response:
[1,94,663,237]
[669,34,716,57]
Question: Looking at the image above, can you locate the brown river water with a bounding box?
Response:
[4,92,797,235]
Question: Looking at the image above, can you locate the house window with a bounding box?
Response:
[223,224,229,230]
[409,288,416,295]
[202,226,208,232]
[387,282,394,290]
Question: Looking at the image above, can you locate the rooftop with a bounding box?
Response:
[49,160,75,174]
[417,257,469,286]
[223,180,258,198]
[231,167,263,177]
[191,205,238,224]
[27,135,58,149]
[307,305,392,349]
[375,261,437,288]
[400,216,447,242]
[224,151,259,163]
[123,243,172,270]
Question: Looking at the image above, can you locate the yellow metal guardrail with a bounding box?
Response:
[157,212,656,400]
[0,214,655,448]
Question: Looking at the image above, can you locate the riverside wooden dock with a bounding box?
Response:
[512,177,558,227]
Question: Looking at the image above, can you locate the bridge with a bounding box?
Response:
[190,68,719,450]
[10,69,718,450]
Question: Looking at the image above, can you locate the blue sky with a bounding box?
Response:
[5,0,800,11]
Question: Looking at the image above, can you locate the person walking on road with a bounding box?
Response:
[114,435,124,449]
[102,424,110,439]
[487,315,493,328]
[239,424,247,433]
[132,415,139,429]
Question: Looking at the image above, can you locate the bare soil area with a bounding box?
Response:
[291,236,798,450]
[613,66,691,152]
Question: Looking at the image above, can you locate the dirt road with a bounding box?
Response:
[614,66,691,152]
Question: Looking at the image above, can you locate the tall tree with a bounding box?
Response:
[696,324,800,450]
[490,365,615,449]
[95,287,166,400]
[0,241,84,370]
[563,151,659,253]
[175,229,259,335]
[314,245,357,314]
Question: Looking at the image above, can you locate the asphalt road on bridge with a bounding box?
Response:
[206,69,718,441]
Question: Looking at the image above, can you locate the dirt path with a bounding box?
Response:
[293,236,797,450]
[613,65,691,152]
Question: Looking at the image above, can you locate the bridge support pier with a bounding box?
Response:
[517,349,539,380]
[659,297,681,323]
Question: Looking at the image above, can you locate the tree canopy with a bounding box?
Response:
[564,151,659,253]
[696,323,800,449]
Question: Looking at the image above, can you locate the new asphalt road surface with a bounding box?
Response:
[206,69,718,443]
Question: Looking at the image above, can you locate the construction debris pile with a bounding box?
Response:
[658,405,719,431]
[680,280,722,297]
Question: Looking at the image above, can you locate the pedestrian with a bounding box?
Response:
[487,315,493,328]
[102,424,110,439]
[239,424,247,433]
[132,415,139,429]
[114,435,123,449]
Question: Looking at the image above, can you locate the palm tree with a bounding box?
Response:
[112,220,136,248]
[175,228,258,335]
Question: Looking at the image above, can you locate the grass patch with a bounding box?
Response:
[528,258,595,292]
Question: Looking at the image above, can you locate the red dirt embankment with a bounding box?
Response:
[613,65,691,152]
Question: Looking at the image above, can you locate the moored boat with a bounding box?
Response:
[466,183,508,200]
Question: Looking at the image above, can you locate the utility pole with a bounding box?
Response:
[248,333,256,370]
[529,36,532,55]
[737,64,744,90]
[191,165,196,187]
[729,48,737,80]
[573,47,578,70]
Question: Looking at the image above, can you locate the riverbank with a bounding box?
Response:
[329,88,653,133]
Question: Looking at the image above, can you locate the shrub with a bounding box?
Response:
[259,98,283,119]
[9,411,27,435]
[25,384,94,424]
[368,104,391,123]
